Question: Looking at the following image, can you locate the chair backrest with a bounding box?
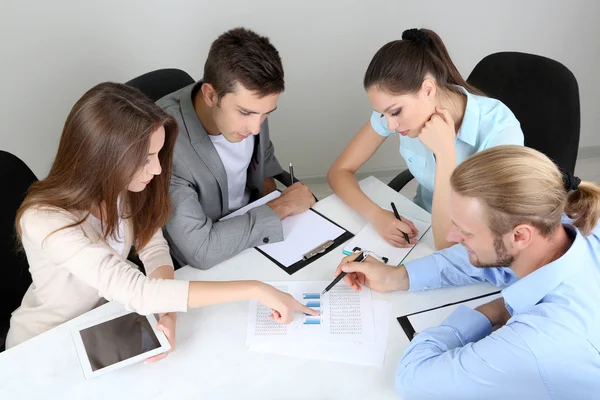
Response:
[466,51,580,174]
[125,68,195,102]
[0,151,37,349]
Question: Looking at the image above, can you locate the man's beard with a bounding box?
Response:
[470,236,514,268]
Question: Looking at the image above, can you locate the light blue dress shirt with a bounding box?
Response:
[370,86,524,212]
[397,217,600,399]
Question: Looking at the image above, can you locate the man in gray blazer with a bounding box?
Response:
[157,27,315,270]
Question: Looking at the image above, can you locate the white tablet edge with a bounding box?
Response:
[70,308,171,379]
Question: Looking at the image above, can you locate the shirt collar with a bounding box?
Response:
[502,224,583,314]
[455,86,479,147]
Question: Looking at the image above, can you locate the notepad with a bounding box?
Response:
[220,191,281,221]
[343,214,431,266]
[397,291,502,340]
[220,191,353,274]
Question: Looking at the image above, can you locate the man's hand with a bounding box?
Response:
[267,182,315,219]
[476,298,512,330]
[333,253,410,292]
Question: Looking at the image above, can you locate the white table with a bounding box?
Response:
[0,177,498,400]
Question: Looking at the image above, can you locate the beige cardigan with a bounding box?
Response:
[6,207,190,349]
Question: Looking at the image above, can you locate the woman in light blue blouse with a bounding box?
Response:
[328,28,524,250]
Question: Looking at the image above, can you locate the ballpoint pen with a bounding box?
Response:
[391,202,410,244]
[321,250,368,295]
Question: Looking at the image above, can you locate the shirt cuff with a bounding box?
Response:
[369,111,393,137]
[405,257,442,291]
[156,279,190,313]
[441,305,492,345]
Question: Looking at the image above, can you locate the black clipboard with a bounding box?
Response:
[255,207,354,275]
[396,291,501,340]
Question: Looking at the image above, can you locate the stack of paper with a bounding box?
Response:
[246,281,392,367]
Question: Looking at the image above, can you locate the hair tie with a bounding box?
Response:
[562,172,581,192]
[402,28,431,47]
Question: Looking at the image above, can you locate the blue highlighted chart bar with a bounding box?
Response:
[305,300,321,308]
[304,316,321,325]
[303,293,321,299]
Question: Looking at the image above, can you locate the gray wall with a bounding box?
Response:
[2,0,598,179]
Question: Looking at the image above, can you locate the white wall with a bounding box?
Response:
[1,0,598,179]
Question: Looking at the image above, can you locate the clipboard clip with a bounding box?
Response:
[303,240,335,260]
[351,246,389,264]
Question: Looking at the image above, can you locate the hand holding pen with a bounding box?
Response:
[370,205,418,248]
[330,251,411,293]
[391,202,411,243]
[322,250,369,295]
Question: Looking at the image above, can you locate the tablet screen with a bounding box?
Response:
[78,312,160,371]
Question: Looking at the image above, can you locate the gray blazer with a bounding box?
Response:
[157,82,284,269]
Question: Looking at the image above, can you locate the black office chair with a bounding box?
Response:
[0,151,37,352]
[125,68,195,102]
[388,51,581,192]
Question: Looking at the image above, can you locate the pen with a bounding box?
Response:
[289,162,295,183]
[321,251,368,295]
[391,202,410,244]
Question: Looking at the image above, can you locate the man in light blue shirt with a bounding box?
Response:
[335,145,600,399]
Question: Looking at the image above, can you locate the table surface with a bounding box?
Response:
[0,176,498,400]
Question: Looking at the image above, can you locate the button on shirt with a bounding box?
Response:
[370,86,524,212]
[397,216,600,399]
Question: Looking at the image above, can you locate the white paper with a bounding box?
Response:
[221,191,346,268]
[259,210,345,267]
[343,214,431,266]
[249,300,391,367]
[407,293,502,336]
[246,281,375,345]
[219,191,281,221]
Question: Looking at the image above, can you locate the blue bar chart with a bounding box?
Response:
[303,293,321,300]
[303,293,321,325]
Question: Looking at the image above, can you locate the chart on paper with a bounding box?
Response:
[250,300,392,367]
[246,281,375,345]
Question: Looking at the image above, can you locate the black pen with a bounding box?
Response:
[289,162,295,183]
[391,202,410,244]
[321,251,368,295]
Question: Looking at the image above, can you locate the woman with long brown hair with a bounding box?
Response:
[6,82,317,352]
[328,28,524,251]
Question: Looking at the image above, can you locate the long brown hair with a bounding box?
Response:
[451,145,600,237]
[364,28,483,97]
[16,82,178,250]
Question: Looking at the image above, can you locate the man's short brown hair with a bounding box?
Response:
[204,27,284,99]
